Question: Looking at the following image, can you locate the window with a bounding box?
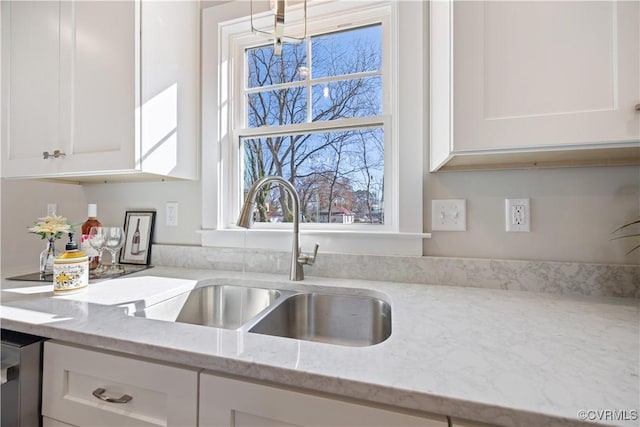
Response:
[237,13,388,228]
[202,1,425,255]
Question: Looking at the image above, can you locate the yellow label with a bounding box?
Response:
[53,258,89,294]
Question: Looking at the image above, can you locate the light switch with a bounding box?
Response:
[166,202,179,226]
[432,199,467,231]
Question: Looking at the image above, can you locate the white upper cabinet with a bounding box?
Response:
[1,0,199,182]
[430,0,640,171]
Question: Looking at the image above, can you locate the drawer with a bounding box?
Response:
[42,341,198,427]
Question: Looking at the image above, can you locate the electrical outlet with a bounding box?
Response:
[166,202,179,226]
[505,198,530,232]
[432,199,467,231]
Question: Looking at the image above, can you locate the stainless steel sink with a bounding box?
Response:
[248,293,392,347]
[130,285,282,330]
[130,283,392,346]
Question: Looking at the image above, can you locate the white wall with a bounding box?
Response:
[1,179,87,269]
[423,166,639,265]
[0,178,202,270]
[79,180,202,246]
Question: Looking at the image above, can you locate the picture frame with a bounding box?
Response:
[120,211,156,265]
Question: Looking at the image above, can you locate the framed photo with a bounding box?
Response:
[120,211,156,265]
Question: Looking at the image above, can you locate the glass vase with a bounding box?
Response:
[40,238,56,277]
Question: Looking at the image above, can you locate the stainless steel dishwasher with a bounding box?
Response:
[1,329,46,427]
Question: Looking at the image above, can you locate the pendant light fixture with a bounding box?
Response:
[250,0,308,55]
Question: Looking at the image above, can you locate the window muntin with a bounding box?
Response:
[240,22,385,226]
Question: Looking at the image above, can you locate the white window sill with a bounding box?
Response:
[199,229,430,256]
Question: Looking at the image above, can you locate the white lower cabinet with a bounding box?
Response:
[42,341,450,427]
[42,341,198,427]
[199,372,448,427]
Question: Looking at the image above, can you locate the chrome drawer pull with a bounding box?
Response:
[92,387,132,404]
[42,150,66,159]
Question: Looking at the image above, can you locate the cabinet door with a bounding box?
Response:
[454,1,639,151]
[65,0,137,173]
[430,0,640,170]
[200,373,448,427]
[42,341,198,427]
[2,1,61,166]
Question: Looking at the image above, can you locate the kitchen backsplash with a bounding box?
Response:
[151,245,639,299]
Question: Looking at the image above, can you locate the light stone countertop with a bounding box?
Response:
[1,266,638,427]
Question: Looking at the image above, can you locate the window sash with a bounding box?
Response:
[231,115,392,231]
[233,4,392,133]
[243,38,385,127]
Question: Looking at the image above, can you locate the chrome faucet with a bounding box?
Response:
[237,176,319,281]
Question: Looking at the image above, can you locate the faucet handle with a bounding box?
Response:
[298,243,319,266]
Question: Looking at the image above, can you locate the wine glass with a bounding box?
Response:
[103,227,125,275]
[88,227,106,274]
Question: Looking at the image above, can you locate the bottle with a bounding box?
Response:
[81,204,102,270]
[53,233,89,294]
[131,218,141,255]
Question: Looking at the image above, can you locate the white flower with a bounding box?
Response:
[28,215,72,240]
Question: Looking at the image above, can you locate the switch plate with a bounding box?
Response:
[432,199,467,231]
[505,198,530,232]
[166,202,179,226]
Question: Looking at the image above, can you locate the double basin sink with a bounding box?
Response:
[129,283,391,347]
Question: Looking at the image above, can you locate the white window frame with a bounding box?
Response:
[201,0,427,256]
[233,7,391,232]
